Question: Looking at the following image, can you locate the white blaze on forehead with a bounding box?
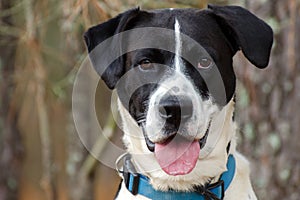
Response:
[174,18,182,72]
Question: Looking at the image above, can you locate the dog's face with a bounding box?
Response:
[84,5,273,188]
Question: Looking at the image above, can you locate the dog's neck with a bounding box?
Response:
[118,98,237,191]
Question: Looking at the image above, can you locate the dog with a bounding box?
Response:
[84,4,273,200]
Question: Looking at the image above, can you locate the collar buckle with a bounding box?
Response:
[123,154,140,195]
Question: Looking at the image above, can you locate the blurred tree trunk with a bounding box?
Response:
[0,0,23,200]
[235,0,300,199]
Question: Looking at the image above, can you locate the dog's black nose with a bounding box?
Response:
[158,95,193,122]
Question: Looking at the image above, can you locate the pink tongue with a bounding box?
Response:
[154,139,200,176]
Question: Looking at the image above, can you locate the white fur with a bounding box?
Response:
[174,18,182,72]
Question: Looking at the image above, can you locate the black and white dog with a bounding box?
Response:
[84,5,273,200]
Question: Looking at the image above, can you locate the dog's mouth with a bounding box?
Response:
[141,121,211,152]
[140,121,211,176]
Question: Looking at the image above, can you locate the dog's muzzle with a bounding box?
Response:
[140,95,210,153]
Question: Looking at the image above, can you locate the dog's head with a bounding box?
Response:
[84,5,272,189]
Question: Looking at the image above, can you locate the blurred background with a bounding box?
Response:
[0,0,299,199]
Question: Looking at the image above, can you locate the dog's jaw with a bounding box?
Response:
[119,97,237,191]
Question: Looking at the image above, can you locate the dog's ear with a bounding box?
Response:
[208,5,273,68]
[84,8,140,89]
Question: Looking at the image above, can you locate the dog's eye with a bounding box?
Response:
[139,59,153,70]
[198,58,213,69]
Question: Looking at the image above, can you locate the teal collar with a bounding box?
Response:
[122,154,236,200]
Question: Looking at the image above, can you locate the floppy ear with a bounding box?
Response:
[208,5,273,68]
[84,8,140,89]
